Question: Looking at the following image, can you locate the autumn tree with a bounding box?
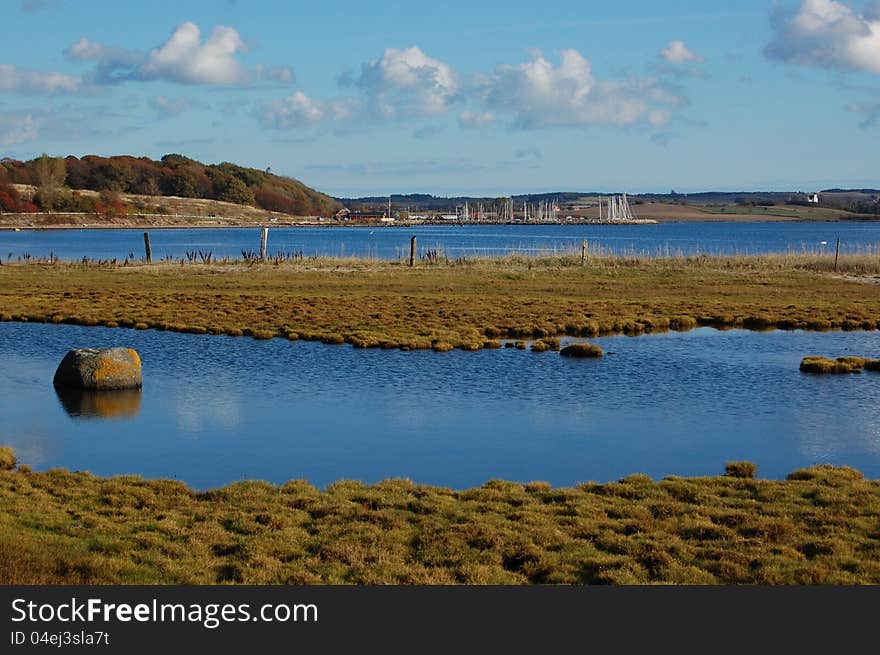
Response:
[32,154,67,212]
[211,172,255,205]
[0,183,20,212]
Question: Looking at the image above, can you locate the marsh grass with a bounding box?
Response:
[0,253,878,352]
[725,462,757,479]
[0,447,15,471]
[560,343,604,358]
[800,356,880,374]
[1,455,879,585]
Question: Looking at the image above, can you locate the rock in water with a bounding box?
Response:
[53,347,142,390]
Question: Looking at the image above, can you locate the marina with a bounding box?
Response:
[1,221,879,262]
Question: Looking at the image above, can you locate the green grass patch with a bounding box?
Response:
[1,454,880,585]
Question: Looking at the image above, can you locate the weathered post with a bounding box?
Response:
[143,232,152,263]
[581,239,587,266]
[834,237,840,271]
[260,227,269,261]
[409,236,417,267]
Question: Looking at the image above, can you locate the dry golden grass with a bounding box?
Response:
[1,253,878,350]
[800,356,880,374]
[560,343,604,358]
[1,460,879,585]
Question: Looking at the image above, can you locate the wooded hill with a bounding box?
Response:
[0,154,341,217]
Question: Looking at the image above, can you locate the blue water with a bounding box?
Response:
[1,222,879,261]
[1,322,878,489]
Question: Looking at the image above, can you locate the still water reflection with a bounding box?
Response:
[1,322,878,489]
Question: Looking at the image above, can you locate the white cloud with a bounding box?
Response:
[458,110,495,128]
[0,64,80,94]
[140,22,246,85]
[66,37,105,61]
[766,0,880,74]
[261,46,458,130]
[346,46,460,118]
[660,40,704,64]
[260,46,684,133]
[65,22,294,86]
[260,91,326,128]
[475,49,682,129]
[0,113,40,147]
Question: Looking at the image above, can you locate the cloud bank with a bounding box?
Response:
[66,22,294,86]
[0,64,80,94]
[342,46,460,118]
[263,47,684,133]
[766,0,880,74]
[474,49,682,128]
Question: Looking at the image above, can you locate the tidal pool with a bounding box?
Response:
[0,322,878,489]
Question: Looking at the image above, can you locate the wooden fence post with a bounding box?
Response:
[409,236,417,267]
[260,227,269,261]
[143,232,152,263]
[581,239,587,265]
[834,237,840,271]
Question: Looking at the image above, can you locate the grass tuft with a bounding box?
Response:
[560,343,604,358]
[800,356,880,374]
[0,447,15,471]
[725,461,757,479]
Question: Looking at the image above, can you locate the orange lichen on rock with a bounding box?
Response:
[53,347,143,390]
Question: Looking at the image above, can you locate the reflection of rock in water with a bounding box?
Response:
[55,386,141,419]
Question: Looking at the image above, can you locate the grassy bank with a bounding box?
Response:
[1,253,878,349]
[1,454,879,584]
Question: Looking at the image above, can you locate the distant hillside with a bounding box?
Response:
[0,154,341,217]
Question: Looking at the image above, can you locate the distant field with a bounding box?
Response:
[628,202,858,222]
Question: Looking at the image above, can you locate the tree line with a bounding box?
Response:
[0,154,340,217]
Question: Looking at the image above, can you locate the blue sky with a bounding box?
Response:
[1,0,879,196]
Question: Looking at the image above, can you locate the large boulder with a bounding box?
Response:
[53,347,142,390]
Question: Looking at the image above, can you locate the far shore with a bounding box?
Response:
[1,198,876,230]
[1,215,876,231]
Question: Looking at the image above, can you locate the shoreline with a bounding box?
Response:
[1,217,876,231]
